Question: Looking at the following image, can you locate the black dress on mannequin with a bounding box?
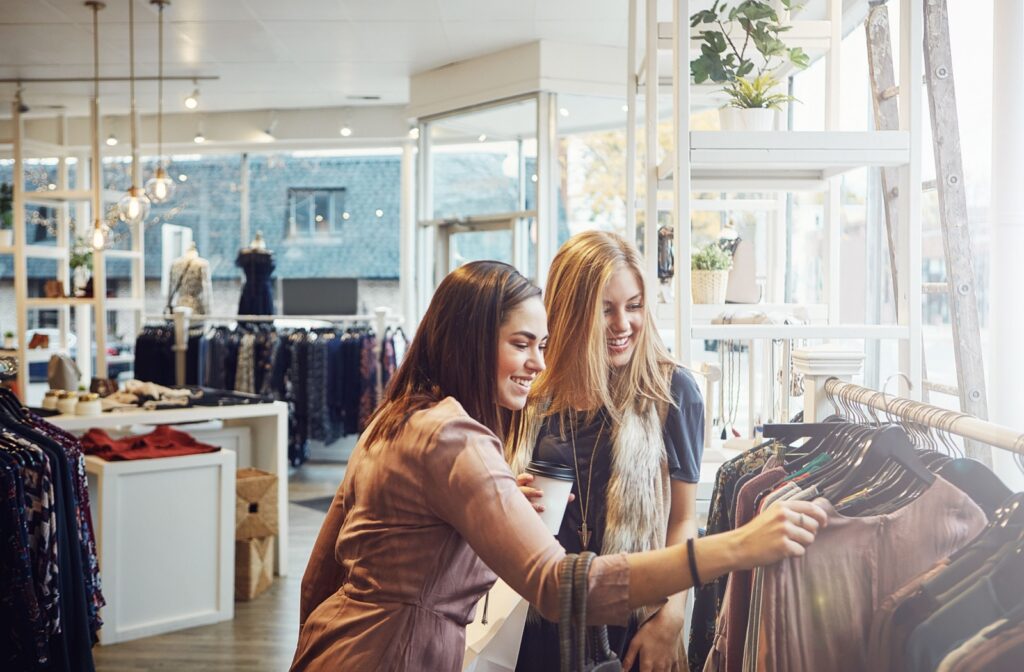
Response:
[236,249,275,315]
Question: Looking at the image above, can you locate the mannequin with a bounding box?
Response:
[167,242,213,315]
[237,231,275,315]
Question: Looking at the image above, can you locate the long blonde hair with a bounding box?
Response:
[531,230,674,427]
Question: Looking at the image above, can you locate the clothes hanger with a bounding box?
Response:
[936,458,1012,520]
[821,425,936,505]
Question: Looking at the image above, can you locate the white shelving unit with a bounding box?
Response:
[627,0,923,401]
[6,98,146,399]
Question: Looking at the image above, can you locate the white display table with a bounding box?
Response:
[85,449,236,644]
[50,401,290,576]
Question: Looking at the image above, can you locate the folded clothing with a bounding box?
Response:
[81,425,220,461]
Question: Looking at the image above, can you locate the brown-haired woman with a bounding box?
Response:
[291,260,827,672]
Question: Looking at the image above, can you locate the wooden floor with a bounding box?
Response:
[92,461,347,671]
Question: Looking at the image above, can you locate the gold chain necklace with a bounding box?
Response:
[568,411,604,550]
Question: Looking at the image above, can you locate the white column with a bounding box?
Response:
[989,0,1024,490]
[398,141,416,324]
[535,92,559,289]
[793,346,865,422]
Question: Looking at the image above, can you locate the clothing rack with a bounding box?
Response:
[821,377,1024,457]
[143,306,404,396]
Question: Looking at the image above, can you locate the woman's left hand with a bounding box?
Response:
[621,605,685,672]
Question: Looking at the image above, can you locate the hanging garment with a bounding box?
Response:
[748,476,985,672]
[0,397,103,672]
[235,332,257,394]
[133,325,176,387]
[167,255,213,316]
[236,250,275,315]
[688,444,775,672]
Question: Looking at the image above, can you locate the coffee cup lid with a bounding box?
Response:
[526,460,575,482]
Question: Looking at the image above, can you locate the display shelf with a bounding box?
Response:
[25,297,97,308]
[24,244,69,259]
[657,131,910,188]
[103,249,143,260]
[51,401,290,576]
[657,302,830,325]
[689,323,909,340]
[21,188,122,204]
[105,297,145,311]
[660,19,833,52]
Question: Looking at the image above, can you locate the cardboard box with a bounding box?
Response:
[236,468,278,540]
[235,536,274,601]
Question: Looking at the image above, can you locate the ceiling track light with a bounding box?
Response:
[340,124,353,137]
[115,0,151,228]
[145,0,175,204]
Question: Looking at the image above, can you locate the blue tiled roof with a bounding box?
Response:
[1,151,554,281]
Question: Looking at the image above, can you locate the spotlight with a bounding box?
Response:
[184,87,199,110]
[106,134,119,147]
[340,125,353,137]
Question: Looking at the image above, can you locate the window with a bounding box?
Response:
[286,187,347,237]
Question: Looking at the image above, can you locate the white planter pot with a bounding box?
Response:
[0,229,13,247]
[719,107,776,132]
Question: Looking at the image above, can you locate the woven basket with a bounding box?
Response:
[691,269,730,304]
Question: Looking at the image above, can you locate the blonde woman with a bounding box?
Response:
[510,231,702,672]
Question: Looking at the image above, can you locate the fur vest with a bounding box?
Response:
[508,396,686,657]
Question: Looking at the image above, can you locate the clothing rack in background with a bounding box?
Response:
[144,306,403,399]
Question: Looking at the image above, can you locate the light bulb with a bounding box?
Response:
[178,174,188,182]
[339,126,353,137]
[194,132,205,144]
[145,166,176,203]
[408,127,420,139]
[116,187,151,225]
[91,221,108,250]
[106,134,118,147]
[478,134,487,142]
[342,211,350,220]
[559,107,569,117]
[184,89,199,109]
[375,209,384,218]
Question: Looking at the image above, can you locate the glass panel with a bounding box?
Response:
[427,97,537,219]
[448,230,513,270]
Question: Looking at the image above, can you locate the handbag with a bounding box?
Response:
[559,552,622,672]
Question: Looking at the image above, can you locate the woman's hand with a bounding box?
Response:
[621,605,684,672]
[515,473,573,514]
[731,498,829,570]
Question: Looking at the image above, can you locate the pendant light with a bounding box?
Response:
[145,0,174,203]
[116,0,151,226]
[86,1,110,251]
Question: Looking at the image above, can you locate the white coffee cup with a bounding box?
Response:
[526,460,575,535]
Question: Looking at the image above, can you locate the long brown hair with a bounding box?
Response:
[365,260,541,446]
[532,230,674,426]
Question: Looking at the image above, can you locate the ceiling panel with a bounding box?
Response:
[265,21,450,65]
[436,0,537,22]
[243,0,442,22]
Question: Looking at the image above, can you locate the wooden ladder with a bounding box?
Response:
[865,0,990,463]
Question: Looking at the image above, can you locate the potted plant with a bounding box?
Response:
[691,242,733,304]
[69,240,93,297]
[3,331,15,349]
[0,182,13,247]
[690,0,810,131]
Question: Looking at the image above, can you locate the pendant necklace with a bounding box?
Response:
[569,411,604,550]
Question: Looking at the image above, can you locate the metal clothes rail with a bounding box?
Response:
[823,377,1024,457]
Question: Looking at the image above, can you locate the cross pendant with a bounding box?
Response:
[579,524,591,549]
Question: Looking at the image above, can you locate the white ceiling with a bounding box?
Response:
[0,0,634,117]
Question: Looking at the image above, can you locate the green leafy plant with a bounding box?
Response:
[690,0,810,110]
[0,182,13,230]
[691,243,733,271]
[69,237,93,270]
[4,331,14,339]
